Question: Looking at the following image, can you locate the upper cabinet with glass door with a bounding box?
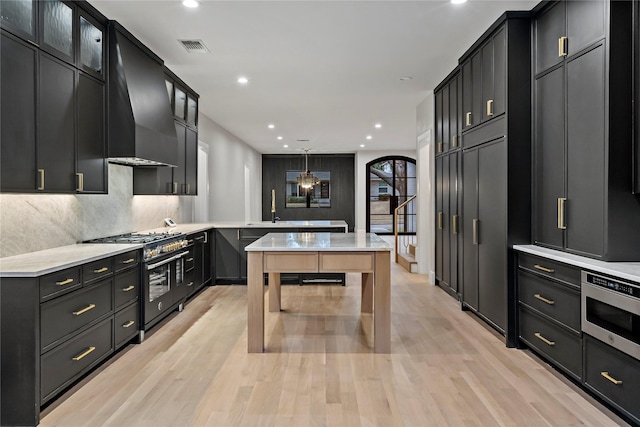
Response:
[0,0,37,42]
[78,11,104,79]
[166,72,199,129]
[40,0,75,63]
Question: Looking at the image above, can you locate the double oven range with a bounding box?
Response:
[88,232,190,340]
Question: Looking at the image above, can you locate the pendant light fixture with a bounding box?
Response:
[296,149,320,189]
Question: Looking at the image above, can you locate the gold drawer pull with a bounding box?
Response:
[486,99,494,117]
[534,332,555,346]
[437,142,443,154]
[187,282,194,287]
[452,215,459,235]
[558,36,567,57]
[122,320,135,328]
[438,212,443,230]
[73,304,96,316]
[122,258,136,264]
[557,197,567,230]
[72,346,96,361]
[534,264,555,274]
[93,267,109,273]
[534,294,555,305]
[451,135,458,148]
[122,285,135,292]
[37,168,45,190]
[56,278,74,286]
[600,372,622,385]
[187,258,194,262]
[76,172,84,192]
[465,112,472,126]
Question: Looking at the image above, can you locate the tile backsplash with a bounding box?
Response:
[0,164,187,258]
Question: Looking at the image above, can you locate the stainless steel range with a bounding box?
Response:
[88,232,190,339]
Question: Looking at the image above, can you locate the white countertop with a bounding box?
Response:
[514,245,640,283]
[0,243,142,278]
[245,232,391,252]
[146,220,349,235]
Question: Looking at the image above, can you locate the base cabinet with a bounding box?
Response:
[584,335,640,425]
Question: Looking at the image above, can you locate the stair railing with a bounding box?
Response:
[394,194,417,263]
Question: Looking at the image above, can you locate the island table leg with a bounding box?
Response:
[361,272,373,313]
[374,251,391,353]
[268,272,281,312]
[247,251,265,352]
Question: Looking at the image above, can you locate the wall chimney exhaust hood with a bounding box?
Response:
[108,22,178,167]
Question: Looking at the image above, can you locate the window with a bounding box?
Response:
[285,170,331,208]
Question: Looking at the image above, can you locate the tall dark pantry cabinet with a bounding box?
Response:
[434,12,532,345]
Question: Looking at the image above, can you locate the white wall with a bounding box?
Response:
[354,150,417,232]
[416,92,435,281]
[197,113,262,222]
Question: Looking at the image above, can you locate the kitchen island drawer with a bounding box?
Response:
[40,267,82,301]
[40,317,113,403]
[518,269,580,332]
[41,279,113,352]
[584,335,640,425]
[114,267,139,309]
[519,306,582,381]
[83,258,114,284]
[115,303,139,349]
[518,253,580,288]
[114,250,139,272]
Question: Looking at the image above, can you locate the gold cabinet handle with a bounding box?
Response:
[56,278,74,286]
[122,258,136,264]
[472,219,479,245]
[122,285,135,292]
[93,267,109,273]
[438,212,443,230]
[37,169,45,190]
[186,184,191,194]
[557,198,567,230]
[534,293,555,305]
[72,303,96,316]
[437,142,443,154]
[187,282,194,287]
[452,215,459,235]
[451,135,458,148]
[534,332,555,346]
[558,36,567,57]
[76,172,84,192]
[534,264,555,274]
[486,99,494,117]
[72,346,96,361]
[122,320,135,328]
[600,372,622,385]
[465,112,472,126]
[173,182,178,194]
[187,258,194,262]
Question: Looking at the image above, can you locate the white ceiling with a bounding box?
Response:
[91,0,539,154]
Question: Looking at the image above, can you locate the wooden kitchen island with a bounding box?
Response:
[245,232,392,353]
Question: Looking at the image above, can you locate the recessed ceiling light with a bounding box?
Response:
[283,144,289,148]
[374,123,382,129]
[277,136,283,140]
[366,135,372,140]
[451,0,467,4]
[400,76,413,81]
[268,124,275,129]
[182,0,199,8]
[237,76,249,84]
[360,144,365,148]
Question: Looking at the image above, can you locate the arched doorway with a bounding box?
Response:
[366,156,417,234]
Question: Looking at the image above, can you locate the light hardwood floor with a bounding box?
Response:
[40,260,629,426]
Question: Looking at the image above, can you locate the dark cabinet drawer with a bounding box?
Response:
[185,246,195,273]
[40,317,113,403]
[114,303,139,349]
[518,253,580,288]
[40,267,82,301]
[83,258,113,284]
[114,250,139,272]
[518,269,580,332]
[41,279,113,351]
[584,335,640,425]
[519,306,582,381]
[114,267,139,309]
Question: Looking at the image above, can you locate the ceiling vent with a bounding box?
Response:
[178,39,210,53]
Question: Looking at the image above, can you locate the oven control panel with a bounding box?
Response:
[144,239,189,260]
[586,273,640,298]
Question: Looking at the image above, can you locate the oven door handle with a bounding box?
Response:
[146,251,190,270]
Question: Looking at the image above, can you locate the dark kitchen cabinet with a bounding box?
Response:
[38,52,76,193]
[0,31,37,192]
[77,73,107,193]
[215,228,242,282]
[634,0,640,193]
[186,230,211,297]
[39,0,74,63]
[462,139,507,331]
[532,0,640,261]
[78,11,105,80]
[435,68,461,154]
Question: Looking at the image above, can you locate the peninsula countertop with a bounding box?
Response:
[145,220,349,235]
[245,232,391,252]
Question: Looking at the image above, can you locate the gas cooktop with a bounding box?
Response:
[87,232,183,245]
